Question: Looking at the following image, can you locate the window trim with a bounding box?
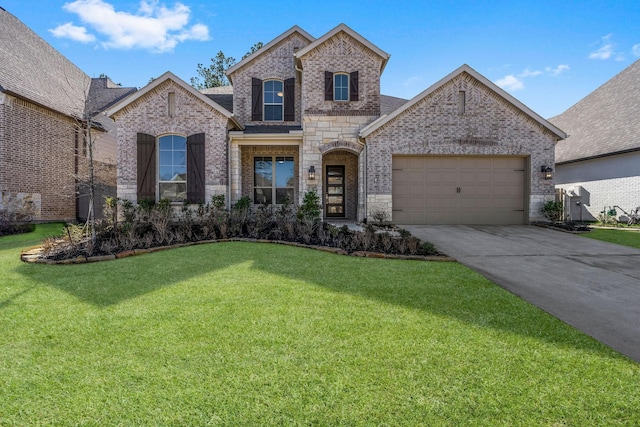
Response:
[253,155,295,205]
[333,72,350,101]
[263,79,284,121]
[157,134,187,202]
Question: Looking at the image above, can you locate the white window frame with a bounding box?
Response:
[263,79,284,121]
[334,73,349,101]
[157,134,187,202]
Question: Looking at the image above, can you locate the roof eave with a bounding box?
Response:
[226,25,315,79]
[360,64,567,140]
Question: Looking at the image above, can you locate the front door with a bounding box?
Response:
[325,165,345,217]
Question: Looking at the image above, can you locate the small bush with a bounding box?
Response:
[541,200,564,223]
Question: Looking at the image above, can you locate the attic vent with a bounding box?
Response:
[293,46,300,51]
[458,91,466,114]
[168,92,176,117]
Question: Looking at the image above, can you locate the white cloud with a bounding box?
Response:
[589,34,615,60]
[50,0,210,53]
[49,22,96,43]
[518,68,542,78]
[495,75,524,91]
[546,64,570,76]
[633,44,640,57]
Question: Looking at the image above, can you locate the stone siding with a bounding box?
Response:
[113,79,229,204]
[365,72,557,222]
[0,94,77,220]
[229,33,311,125]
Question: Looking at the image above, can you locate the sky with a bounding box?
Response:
[2,0,639,118]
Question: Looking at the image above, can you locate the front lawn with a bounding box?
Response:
[582,228,640,249]
[1,225,639,425]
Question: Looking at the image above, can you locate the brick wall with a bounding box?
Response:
[0,94,77,221]
[365,72,557,222]
[113,79,230,204]
[298,31,383,115]
[229,32,311,126]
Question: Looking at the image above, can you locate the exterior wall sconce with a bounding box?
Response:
[308,165,316,180]
[541,166,553,180]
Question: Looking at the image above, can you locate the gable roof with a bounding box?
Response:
[86,77,137,117]
[550,59,640,164]
[105,71,243,129]
[360,64,566,139]
[226,25,315,78]
[0,7,90,118]
[294,23,391,73]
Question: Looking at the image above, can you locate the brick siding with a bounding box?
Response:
[0,95,77,221]
[113,79,229,204]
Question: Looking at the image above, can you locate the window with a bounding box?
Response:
[254,156,294,204]
[334,73,349,101]
[158,135,187,201]
[263,80,283,121]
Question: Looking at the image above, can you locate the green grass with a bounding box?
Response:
[582,228,640,249]
[1,225,639,425]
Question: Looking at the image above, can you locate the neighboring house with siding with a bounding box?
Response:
[550,59,640,222]
[0,8,135,221]
[107,23,565,225]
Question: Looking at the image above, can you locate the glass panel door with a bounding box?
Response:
[325,165,345,217]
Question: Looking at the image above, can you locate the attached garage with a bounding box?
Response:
[392,156,526,225]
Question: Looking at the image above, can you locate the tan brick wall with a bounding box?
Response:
[298,31,383,115]
[113,79,230,204]
[0,95,77,221]
[229,33,311,125]
[365,72,557,222]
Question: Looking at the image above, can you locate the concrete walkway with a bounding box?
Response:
[402,225,640,362]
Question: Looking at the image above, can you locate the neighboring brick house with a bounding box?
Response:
[0,8,136,222]
[108,23,565,225]
[550,59,640,222]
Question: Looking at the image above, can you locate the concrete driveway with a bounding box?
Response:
[402,225,640,362]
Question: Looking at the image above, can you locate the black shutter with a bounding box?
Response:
[137,133,156,201]
[186,133,205,204]
[324,71,333,101]
[283,77,295,121]
[251,77,263,121]
[350,71,359,101]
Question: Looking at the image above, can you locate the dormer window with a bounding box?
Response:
[264,80,283,121]
[334,73,349,101]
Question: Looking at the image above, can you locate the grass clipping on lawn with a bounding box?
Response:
[1,225,639,425]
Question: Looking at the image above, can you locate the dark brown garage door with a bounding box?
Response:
[392,156,526,225]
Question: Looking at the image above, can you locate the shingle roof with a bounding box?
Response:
[380,94,407,115]
[0,8,89,118]
[550,59,640,163]
[86,77,137,117]
[204,94,233,113]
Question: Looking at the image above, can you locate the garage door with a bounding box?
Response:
[392,156,525,225]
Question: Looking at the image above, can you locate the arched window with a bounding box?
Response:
[334,73,349,101]
[263,80,283,121]
[158,134,187,201]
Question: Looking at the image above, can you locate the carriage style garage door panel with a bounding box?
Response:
[392,156,526,225]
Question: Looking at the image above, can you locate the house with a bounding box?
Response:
[550,59,640,222]
[0,7,136,222]
[106,23,565,225]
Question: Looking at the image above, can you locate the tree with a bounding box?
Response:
[242,42,264,60]
[190,42,263,90]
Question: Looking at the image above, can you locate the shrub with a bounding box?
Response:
[370,209,389,224]
[541,200,564,223]
[298,190,321,221]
